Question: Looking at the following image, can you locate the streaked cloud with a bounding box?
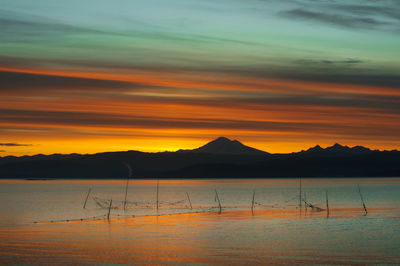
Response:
[295,58,364,65]
[0,142,32,147]
[281,8,387,29]
[0,107,398,138]
[0,8,105,38]
[0,70,141,92]
[280,0,400,31]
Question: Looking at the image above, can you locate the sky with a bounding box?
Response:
[1,0,400,155]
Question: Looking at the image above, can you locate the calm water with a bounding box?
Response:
[0,178,400,265]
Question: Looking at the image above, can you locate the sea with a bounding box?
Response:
[0,178,399,265]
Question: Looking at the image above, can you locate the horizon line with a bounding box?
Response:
[1,137,398,158]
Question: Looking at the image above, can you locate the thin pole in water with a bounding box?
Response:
[107,199,113,219]
[251,190,255,212]
[326,190,330,217]
[186,192,192,209]
[357,184,368,216]
[123,162,132,211]
[299,177,302,209]
[83,187,91,209]
[304,192,307,212]
[215,189,222,213]
[156,178,159,212]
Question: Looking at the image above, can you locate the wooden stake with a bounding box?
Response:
[326,190,330,217]
[156,178,159,212]
[215,189,222,213]
[251,190,255,211]
[186,192,193,209]
[107,199,113,219]
[358,184,368,216]
[83,187,91,209]
[299,177,302,209]
[304,192,307,212]
[123,162,132,211]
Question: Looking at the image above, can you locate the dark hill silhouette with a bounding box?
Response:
[0,138,399,178]
[298,143,374,157]
[178,137,268,155]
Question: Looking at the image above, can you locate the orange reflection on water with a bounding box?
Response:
[2,178,400,186]
[1,207,399,265]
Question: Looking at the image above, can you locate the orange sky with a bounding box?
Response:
[1,66,400,156]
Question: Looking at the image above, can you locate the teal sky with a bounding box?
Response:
[1,0,400,83]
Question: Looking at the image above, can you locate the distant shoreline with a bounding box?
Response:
[10,176,400,181]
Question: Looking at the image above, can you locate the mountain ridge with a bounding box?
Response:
[297,143,380,157]
[0,137,399,179]
[0,137,397,159]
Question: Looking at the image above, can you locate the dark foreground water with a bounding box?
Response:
[0,178,399,265]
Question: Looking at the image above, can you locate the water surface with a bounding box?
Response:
[0,178,399,265]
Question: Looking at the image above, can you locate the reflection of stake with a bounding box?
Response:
[326,190,330,217]
[107,199,113,219]
[186,192,192,209]
[83,187,91,209]
[358,184,368,216]
[215,189,222,213]
[251,190,255,211]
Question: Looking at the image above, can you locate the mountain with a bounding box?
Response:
[178,137,268,155]
[0,138,399,178]
[298,143,374,157]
